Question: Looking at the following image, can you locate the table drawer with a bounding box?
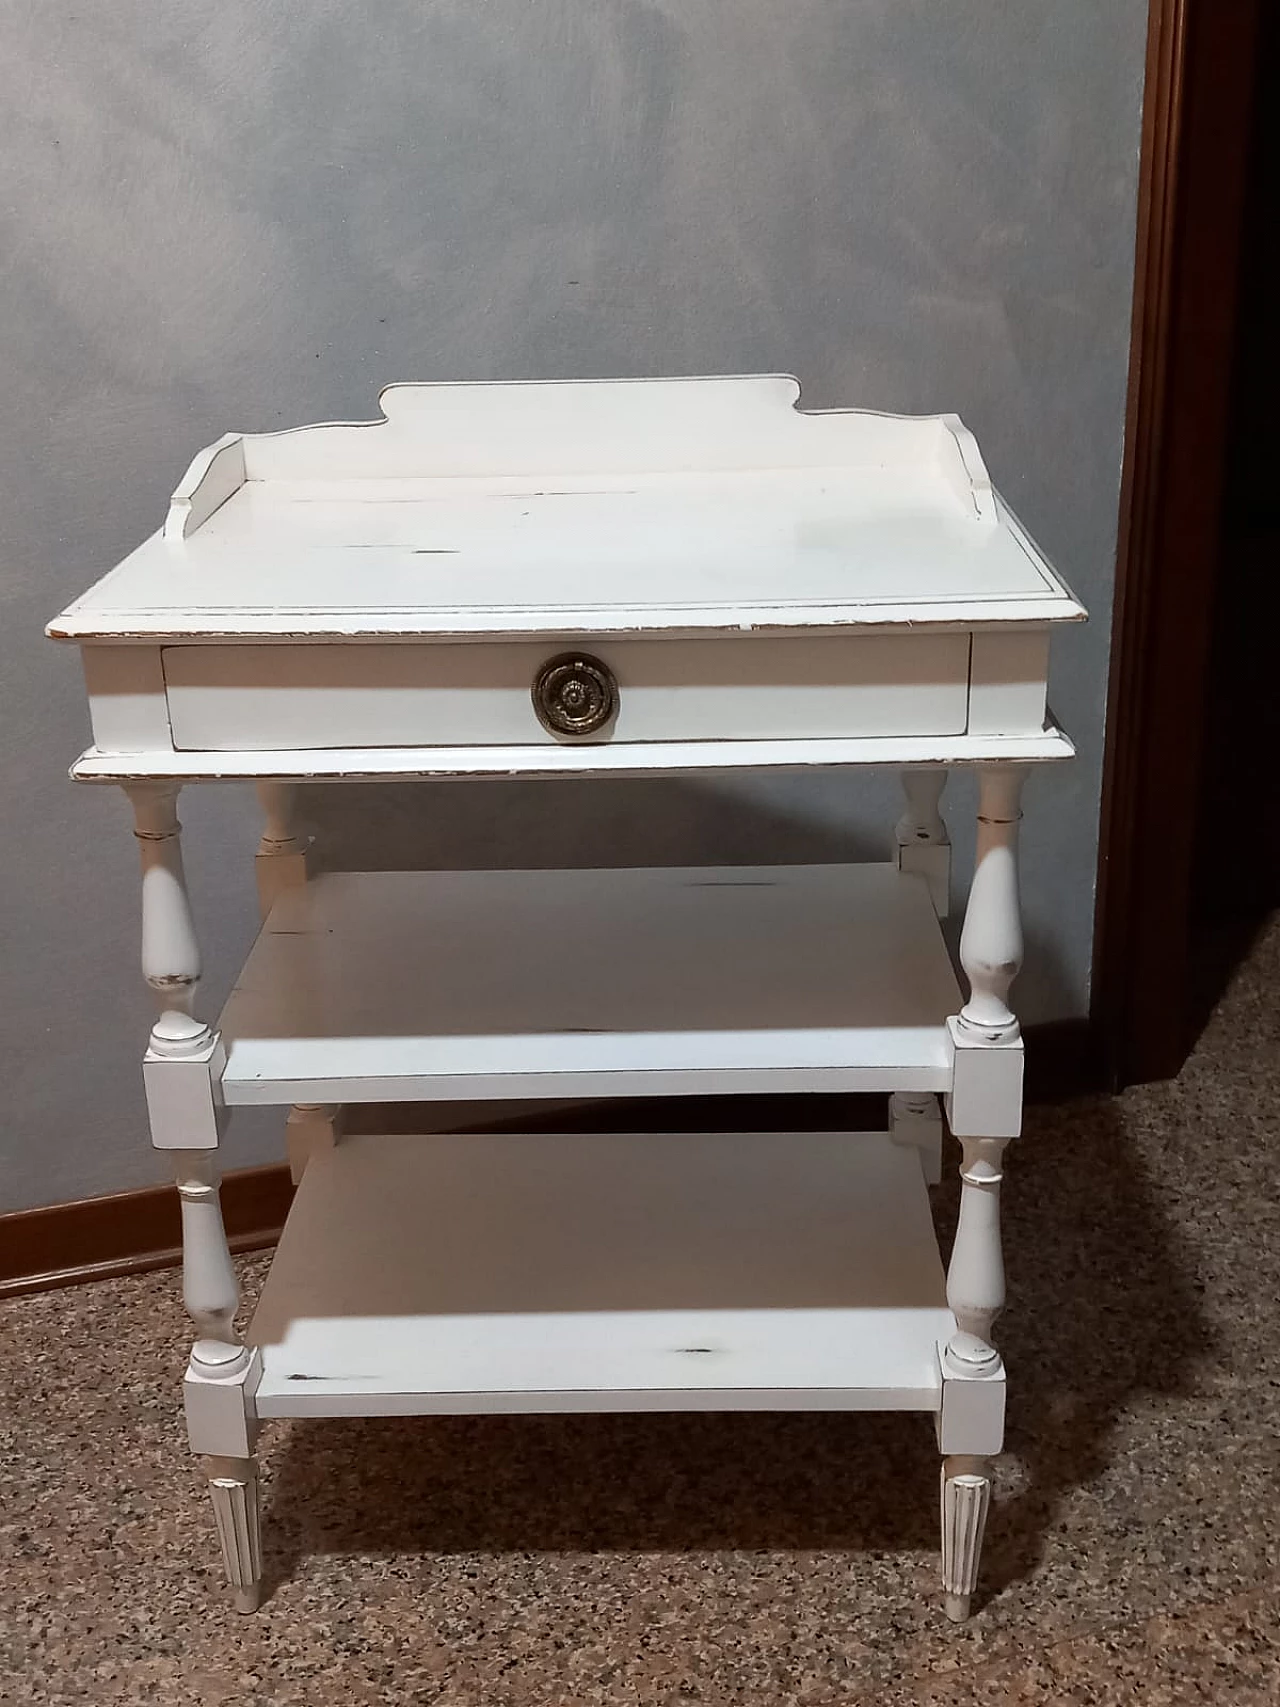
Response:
[162,635,971,751]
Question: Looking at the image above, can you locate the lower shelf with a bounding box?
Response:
[248,1129,954,1418]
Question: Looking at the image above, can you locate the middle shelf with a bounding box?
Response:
[218,862,962,1106]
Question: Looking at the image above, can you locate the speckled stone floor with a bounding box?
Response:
[4,915,1279,1705]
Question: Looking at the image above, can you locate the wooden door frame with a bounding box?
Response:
[1093,0,1263,1087]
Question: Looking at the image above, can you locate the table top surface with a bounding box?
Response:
[49,376,1084,643]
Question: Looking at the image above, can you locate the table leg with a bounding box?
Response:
[253,783,341,1182]
[207,1455,264,1615]
[888,1091,943,1185]
[126,781,212,1058]
[124,783,261,1610]
[941,1455,993,1623]
[174,1150,263,1611]
[956,766,1026,1044]
[936,763,1027,1618]
[285,1102,341,1184]
[254,781,311,919]
[895,768,951,916]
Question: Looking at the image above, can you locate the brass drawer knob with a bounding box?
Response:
[532,652,618,738]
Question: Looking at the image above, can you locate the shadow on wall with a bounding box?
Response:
[298,775,888,873]
[256,1094,1205,1608]
[297,773,1083,1020]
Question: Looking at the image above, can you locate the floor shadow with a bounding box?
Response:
[261,1092,1210,1601]
[262,1407,939,1596]
[963,1094,1213,1602]
[297,773,889,874]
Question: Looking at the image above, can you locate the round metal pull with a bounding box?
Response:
[531,651,618,738]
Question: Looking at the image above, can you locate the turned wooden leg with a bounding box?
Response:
[175,1151,262,1611]
[888,1091,942,1185]
[934,764,1025,1619]
[938,1135,1007,1617]
[255,781,311,919]
[941,1455,993,1621]
[254,785,340,1184]
[285,1102,341,1184]
[945,1137,1009,1374]
[945,763,1024,1368]
[895,768,951,916]
[126,783,213,1059]
[957,766,1026,1043]
[121,789,260,1610]
[175,1151,249,1374]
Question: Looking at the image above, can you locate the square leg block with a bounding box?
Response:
[944,1019,1024,1139]
[935,1345,1006,1456]
[143,1036,229,1150]
[184,1349,261,1458]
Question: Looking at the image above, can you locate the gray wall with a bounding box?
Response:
[1,1,1147,1212]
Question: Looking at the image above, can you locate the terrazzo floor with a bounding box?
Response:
[4,915,1279,1704]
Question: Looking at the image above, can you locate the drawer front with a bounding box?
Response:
[162,635,971,751]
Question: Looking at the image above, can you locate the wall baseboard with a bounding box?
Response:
[0,1164,293,1300]
[1,1020,1105,1298]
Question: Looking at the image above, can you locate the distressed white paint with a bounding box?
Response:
[173,1151,248,1372]
[958,766,1027,1040]
[81,647,173,754]
[967,630,1051,735]
[888,1090,943,1184]
[49,380,1083,644]
[945,1019,1025,1139]
[217,864,963,1104]
[284,1103,341,1185]
[941,1456,992,1623]
[945,1137,1010,1374]
[253,780,310,917]
[124,783,210,1054]
[164,434,246,541]
[10,2,1147,1228]
[935,1347,1006,1458]
[142,1031,227,1152]
[67,382,1062,1624]
[205,1455,263,1615]
[249,1130,954,1414]
[894,769,951,916]
[70,722,1077,782]
[161,632,973,751]
[233,377,995,489]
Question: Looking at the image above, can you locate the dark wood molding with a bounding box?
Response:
[0,1022,1104,1298]
[0,1164,294,1300]
[1093,0,1262,1087]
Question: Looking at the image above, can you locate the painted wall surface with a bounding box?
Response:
[1,2,1147,1211]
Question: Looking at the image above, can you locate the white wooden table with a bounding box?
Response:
[50,375,1083,1621]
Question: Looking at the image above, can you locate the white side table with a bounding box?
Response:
[50,375,1083,1619]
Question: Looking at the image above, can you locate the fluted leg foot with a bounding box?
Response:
[941,1454,992,1622]
[207,1454,263,1613]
